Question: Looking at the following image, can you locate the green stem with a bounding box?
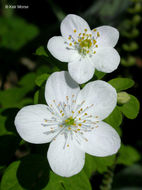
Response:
[99,156,118,190]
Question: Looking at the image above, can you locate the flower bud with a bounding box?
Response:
[117,92,130,105]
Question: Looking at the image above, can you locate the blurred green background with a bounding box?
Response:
[0,0,142,189]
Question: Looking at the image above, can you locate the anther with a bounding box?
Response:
[93,40,97,44]
[97,32,100,37]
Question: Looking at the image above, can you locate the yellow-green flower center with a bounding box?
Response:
[80,39,92,49]
[64,116,75,126]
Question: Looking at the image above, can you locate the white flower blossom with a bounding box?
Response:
[15,71,120,177]
[47,14,120,84]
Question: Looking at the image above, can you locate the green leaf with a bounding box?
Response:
[1,155,92,190]
[34,91,40,104]
[108,78,135,92]
[117,145,141,166]
[1,161,23,190]
[0,16,39,50]
[121,56,136,67]
[94,70,106,79]
[35,73,49,87]
[43,170,92,190]
[34,88,46,104]
[84,154,115,177]
[118,95,140,119]
[35,46,49,57]
[1,155,50,190]
[104,106,122,136]
[0,73,36,108]
[19,73,36,91]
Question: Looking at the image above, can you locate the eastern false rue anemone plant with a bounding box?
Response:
[15,71,121,177]
[47,14,120,84]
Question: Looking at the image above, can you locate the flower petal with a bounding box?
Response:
[45,71,80,107]
[68,57,95,84]
[91,47,120,73]
[61,14,91,41]
[47,36,80,62]
[14,105,58,144]
[47,133,85,177]
[75,121,120,157]
[92,26,119,47]
[76,80,117,120]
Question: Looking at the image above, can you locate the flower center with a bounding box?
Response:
[66,28,100,57]
[64,116,75,126]
[80,39,92,49]
[41,96,99,148]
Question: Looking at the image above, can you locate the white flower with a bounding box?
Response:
[47,14,120,84]
[15,71,120,177]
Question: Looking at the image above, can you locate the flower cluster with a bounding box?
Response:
[15,14,121,177]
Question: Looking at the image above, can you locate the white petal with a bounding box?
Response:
[14,105,58,144]
[47,36,80,62]
[68,57,95,84]
[76,80,117,120]
[75,121,120,157]
[92,26,119,47]
[45,71,80,107]
[47,133,85,177]
[61,14,91,41]
[91,47,120,73]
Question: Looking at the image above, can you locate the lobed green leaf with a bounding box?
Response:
[117,144,141,166]
[108,78,135,92]
[118,95,140,119]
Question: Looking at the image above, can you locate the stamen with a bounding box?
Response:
[97,32,100,37]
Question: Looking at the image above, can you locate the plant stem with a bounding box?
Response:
[99,156,118,190]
